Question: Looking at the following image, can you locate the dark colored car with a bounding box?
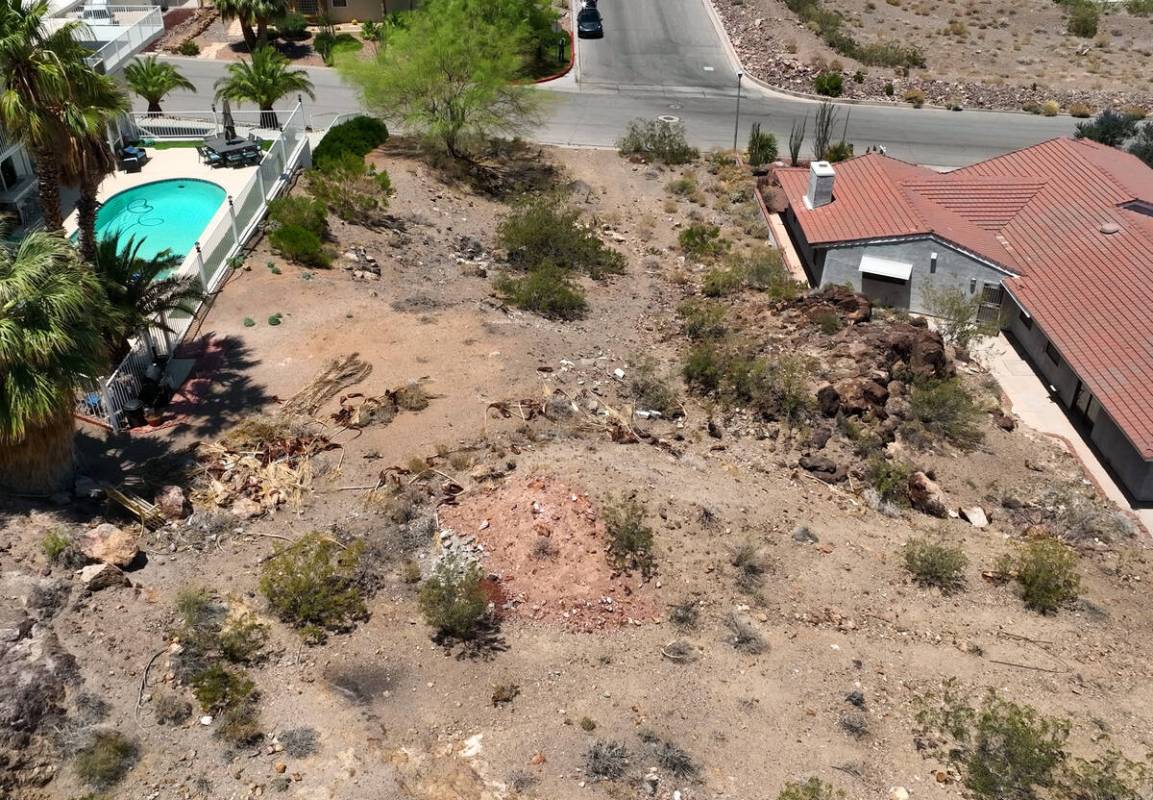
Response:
[577,7,603,38]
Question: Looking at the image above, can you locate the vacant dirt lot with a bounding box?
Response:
[4,144,1153,800]
[715,0,1153,110]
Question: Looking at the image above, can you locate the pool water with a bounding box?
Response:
[93,179,227,263]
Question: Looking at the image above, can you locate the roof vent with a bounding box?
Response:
[1099,222,1121,235]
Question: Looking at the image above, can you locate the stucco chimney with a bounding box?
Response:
[805,161,835,209]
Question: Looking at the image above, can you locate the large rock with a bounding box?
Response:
[799,454,848,483]
[884,325,952,380]
[154,485,190,520]
[78,563,130,591]
[834,377,889,417]
[78,523,138,568]
[816,383,840,417]
[960,506,989,528]
[884,396,913,420]
[811,285,872,324]
[908,472,948,518]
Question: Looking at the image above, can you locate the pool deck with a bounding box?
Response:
[65,148,258,240]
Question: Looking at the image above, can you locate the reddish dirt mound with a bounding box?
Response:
[439,476,657,631]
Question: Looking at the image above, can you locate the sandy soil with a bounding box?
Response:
[5,146,1153,800]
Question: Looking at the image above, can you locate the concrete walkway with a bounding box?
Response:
[974,334,1153,536]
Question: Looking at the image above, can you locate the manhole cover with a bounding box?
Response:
[657,114,680,123]
[668,103,683,110]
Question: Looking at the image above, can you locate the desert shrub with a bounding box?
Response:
[627,356,681,417]
[747,122,779,166]
[916,683,1070,799]
[494,263,588,320]
[492,683,520,705]
[883,81,895,96]
[1128,0,1153,11]
[904,88,926,108]
[1007,539,1081,614]
[702,265,745,297]
[1034,484,1135,543]
[683,342,726,393]
[217,614,270,664]
[1074,108,1140,146]
[176,39,200,56]
[498,195,625,279]
[40,529,74,563]
[668,598,700,629]
[684,345,813,423]
[823,140,853,162]
[1120,104,1149,119]
[618,117,699,164]
[740,246,799,299]
[602,495,655,577]
[777,777,845,800]
[643,734,698,779]
[269,224,330,267]
[1068,102,1094,118]
[730,541,767,593]
[279,727,320,757]
[864,455,910,505]
[260,532,368,642]
[904,378,983,450]
[811,308,842,334]
[585,740,630,780]
[725,613,766,654]
[922,284,992,349]
[678,223,729,261]
[190,664,256,713]
[814,71,844,97]
[1067,2,1098,37]
[678,299,727,340]
[153,691,192,725]
[216,705,263,746]
[903,537,967,593]
[1042,99,1061,117]
[306,152,392,225]
[666,174,698,196]
[839,712,869,738]
[419,554,489,639]
[312,115,389,169]
[75,731,139,790]
[268,195,326,238]
[274,11,309,38]
[1062,749,1152,800]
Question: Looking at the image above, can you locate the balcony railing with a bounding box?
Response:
[81,6,165,73]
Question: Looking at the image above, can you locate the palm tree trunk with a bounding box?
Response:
[256,16,269,44]
[0,411,76,495]
[77,173,101,265]
[147,100,163,114]
[240,20,258,50]
[261,106,280,129]
[33,147,64,231]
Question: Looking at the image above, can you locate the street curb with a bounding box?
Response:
[533,30,575,84]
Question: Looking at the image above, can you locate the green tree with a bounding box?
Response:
[214,46,315,129]
[215,0,288,50]
[123,55,196,114]
[1129,120,1153,168]
[92,233,203,364]
[338,0,542,159]
[0,0,126,231]
[1074,108,1140,147]
[0,231,110,493]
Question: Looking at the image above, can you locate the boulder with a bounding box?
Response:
[884,396,913,420]
[78,523,138,568]
[811,284,872,324]
[834,377,889,416]
[993,410,1017,431]
[230,497,263,520]
[816,383,840,417]
[888,379,906,398]
[806,425,833,450]
[154,485,190,520]
[77,563,130,591]
[799,454,847,483]
[885,325,952,380]
[960,506,989,528]
[908,471,948,518]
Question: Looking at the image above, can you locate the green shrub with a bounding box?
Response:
[814,71,844,97]
[628,356,681,417]
[1128,0,1153,12]
[666,174,698,196]
[678,223,729,261]
[677,299,727,340]
[904,378,983,450]
[190,664,256,712]
[684,345,813,423]
[314,30,362,65]
[40,529,74,562]
[811,308,842,334]
[498,195,625,278]
[618,118,699,165]
[883,81,895,96]
[275,11,309,38]
[260,532,368,642]
[312,115,389,169]
[1074,108,1140,146]
[176,39,200,56]
[777,778,845,800]
[903,537,967,593]
[216,704,264,746]
[740,246,798,298]
[153,691,192,725]
[217,614,270,664]
[268,224,330,267]
[747,122,779,166]
[306,152,392,225]
[864,455,910,505]
[1067,2,1099,37]
[922,285,992,349]
[268,196,326,237]
[823,140,853,162]
[418,554,489,639]
[1008,539,1081,614]
[494,263,588,320]
[702,265,745,297]
[603,495,655,577]
[916,684,1070,799]
[1062,750,1152,800]
[75,731,139,790]
[683,342,726,393]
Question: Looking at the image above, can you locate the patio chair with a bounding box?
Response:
[198,146,223,167]
[242,149,262,167]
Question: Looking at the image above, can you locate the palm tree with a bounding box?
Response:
[215,0,289,51]
[92,232,203,364]
[0,0,123,231]
[0,230,110,494]
[123,55,196,114]
[66,130,118,266]
[215,46,315,129]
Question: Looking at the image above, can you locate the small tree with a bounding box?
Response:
[922,284,992,349]
[419,554,489,639]
[747,121,778,167]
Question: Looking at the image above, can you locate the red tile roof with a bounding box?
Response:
[777,139,1153,459]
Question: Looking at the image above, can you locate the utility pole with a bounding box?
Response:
[732,71,744,153]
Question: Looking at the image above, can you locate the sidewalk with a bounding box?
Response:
[974,334,1153,536]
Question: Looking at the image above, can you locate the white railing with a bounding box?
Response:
[76,102,316,430]
[83,7,164,73]
[127,109,289,141]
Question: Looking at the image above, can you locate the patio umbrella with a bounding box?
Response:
[221,98,237,142]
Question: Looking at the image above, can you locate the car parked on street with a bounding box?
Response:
[577,6,603,38]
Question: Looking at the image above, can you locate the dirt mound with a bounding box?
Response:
[439,476,657,631]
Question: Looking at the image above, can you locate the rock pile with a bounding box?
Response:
[342,247,381,281]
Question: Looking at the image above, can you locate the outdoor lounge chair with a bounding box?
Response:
[118,145,149,173]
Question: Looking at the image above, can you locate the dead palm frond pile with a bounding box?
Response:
[280,353,373,417]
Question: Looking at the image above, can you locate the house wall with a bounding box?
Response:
[818,238,1008,316]
[323,0,416,22]
[1003,296,1079,407]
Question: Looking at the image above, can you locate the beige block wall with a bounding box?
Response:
[324,0,416,22]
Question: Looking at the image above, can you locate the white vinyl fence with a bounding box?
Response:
[76,101,314,431]
[82,7,165,73]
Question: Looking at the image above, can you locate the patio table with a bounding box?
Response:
[202,135,260,158]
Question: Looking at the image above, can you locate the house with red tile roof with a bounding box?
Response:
[776,137,1153,503]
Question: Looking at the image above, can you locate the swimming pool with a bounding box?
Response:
[93,179,227,263]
